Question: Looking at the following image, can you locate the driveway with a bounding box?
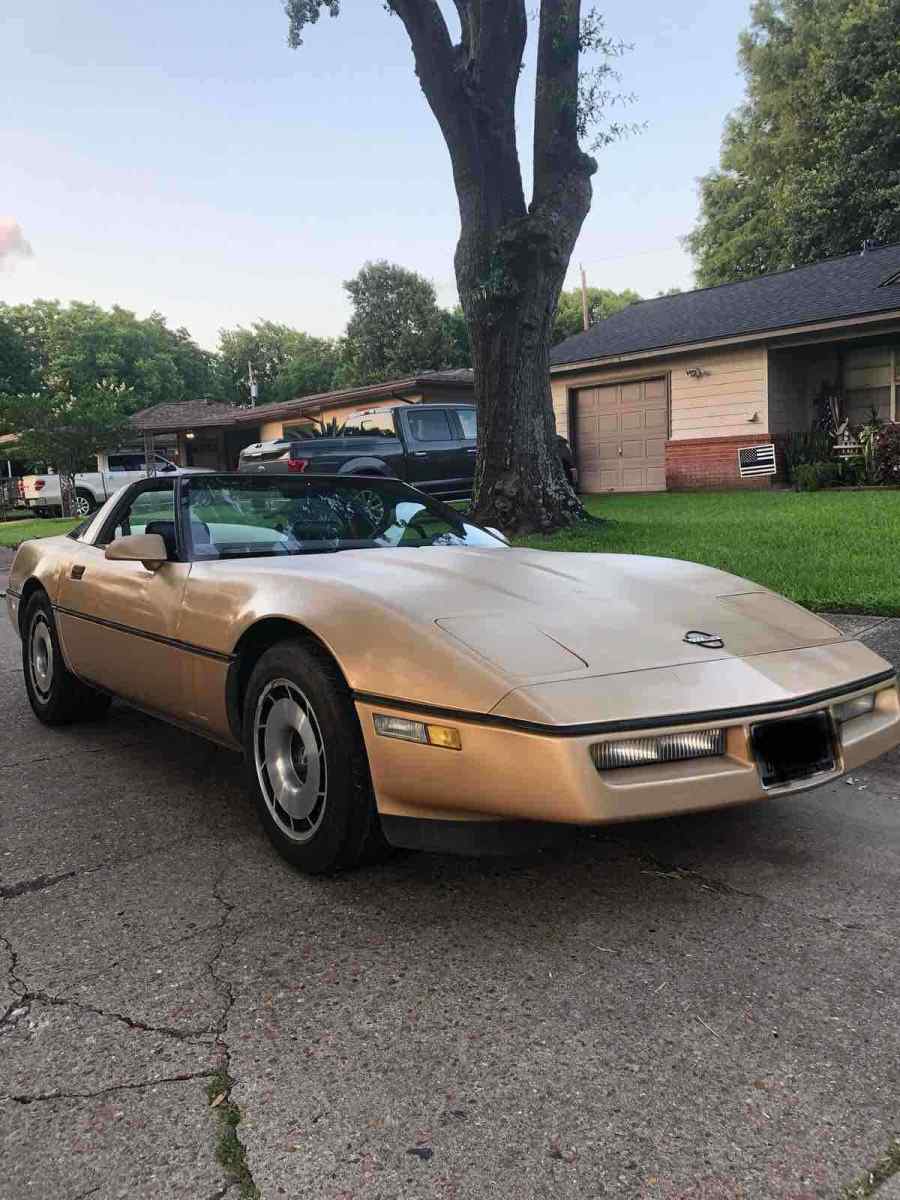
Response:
[1,593,899,1200]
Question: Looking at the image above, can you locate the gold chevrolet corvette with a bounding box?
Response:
[7,473,900,873]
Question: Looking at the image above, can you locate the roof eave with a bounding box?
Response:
[230,372,474,424]
[549,307,900,374]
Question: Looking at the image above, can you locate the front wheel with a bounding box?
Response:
[242,639,387,874]
[22,593,111,725]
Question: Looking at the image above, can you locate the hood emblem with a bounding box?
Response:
[684,630,725,649]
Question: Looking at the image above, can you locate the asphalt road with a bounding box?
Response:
[2,591,899,1200]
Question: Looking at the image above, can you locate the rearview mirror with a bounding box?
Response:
[105,533,168,571]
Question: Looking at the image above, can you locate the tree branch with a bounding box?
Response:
[387,1,472,172]
[451,0,471,57]
[533,0,595,206]
[469,0,526,106]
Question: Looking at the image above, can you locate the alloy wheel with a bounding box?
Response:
[253,678,328,843]
[29,616,54,699]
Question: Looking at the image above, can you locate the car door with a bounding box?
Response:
[449,406,478,493]
[54,480,195,719]
[399,408,465,495]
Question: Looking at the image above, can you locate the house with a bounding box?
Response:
[549,242,900,492]
[131,370,474,470]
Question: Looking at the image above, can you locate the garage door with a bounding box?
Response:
[574,378,667,492]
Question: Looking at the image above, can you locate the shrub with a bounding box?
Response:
[793,463,821,491]
[837,457,866,486]
[781,431,834,484]
[875,425,900,485]
[794,461,840,491]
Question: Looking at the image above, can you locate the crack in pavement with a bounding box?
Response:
[0,833,208,901]
[629,846,890,936]
[0,869,79,900]
[0,989,216,1044]
[0,737,154,773]
[203,866,261,1199]
[4,1068,217,1105]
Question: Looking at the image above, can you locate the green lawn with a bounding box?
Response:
[3,490,897,615]
[514,490,900,616]
[0,517,79,548]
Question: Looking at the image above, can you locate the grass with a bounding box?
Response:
[206,1071,260,1200]
[3,489,897,614]
[840,1134,900,1198]
[0,517,79,548]
[514,490,900,616]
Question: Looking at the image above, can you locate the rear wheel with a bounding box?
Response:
[22,593,111,725]
[74,490,96,517]
[243,639,388,874]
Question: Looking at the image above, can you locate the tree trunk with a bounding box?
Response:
[59,472,77,518]
[459,228,584,533]
[387,0,595,534]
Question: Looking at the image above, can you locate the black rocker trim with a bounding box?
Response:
[51,603,234,664]
[353,668,897,738]
[380,815,575,855]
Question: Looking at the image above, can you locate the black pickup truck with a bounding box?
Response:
[238,403,576,500]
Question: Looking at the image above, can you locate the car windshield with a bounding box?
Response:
[183,476,504,560]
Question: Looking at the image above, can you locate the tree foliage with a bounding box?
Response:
[0,381,132,514]
[687,0,900,286]
[0,300,216,414]
[552,285,641,343]
[337,260,470,386]
[216,320,341,404]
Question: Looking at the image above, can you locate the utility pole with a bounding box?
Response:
[247,361,258,408]
[580,264,590,332]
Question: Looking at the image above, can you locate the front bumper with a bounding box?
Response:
[356,647,900,829]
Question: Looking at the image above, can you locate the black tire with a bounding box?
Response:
[74,490,96,517]
[242,639,388,874]
[22,592,112,725]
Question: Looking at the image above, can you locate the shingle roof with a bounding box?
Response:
[129,371,475,433]
[550,243,900,368]
[131,399,240,432]
[234,369,474,424]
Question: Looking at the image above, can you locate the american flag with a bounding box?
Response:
[738,443,777,477]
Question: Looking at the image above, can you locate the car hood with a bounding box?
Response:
[251,546,843,682]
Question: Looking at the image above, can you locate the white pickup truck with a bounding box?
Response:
[19,451,212,517]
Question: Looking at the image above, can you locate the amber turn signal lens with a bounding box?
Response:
[425,724,462,750]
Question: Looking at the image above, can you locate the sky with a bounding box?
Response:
[1,0,750,350]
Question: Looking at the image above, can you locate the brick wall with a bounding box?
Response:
[666,434,774,490]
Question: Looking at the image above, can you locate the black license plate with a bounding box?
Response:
[751,711,836,788]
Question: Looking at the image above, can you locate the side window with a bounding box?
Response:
[100,485,177,551]
[406,410,453,443]
[342,411,398,438]
[108,453,145,472]
[358,412,397,437]
[455,409,477,440]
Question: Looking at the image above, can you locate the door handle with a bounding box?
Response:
[71,565,86,580]
[411,451,428,457]
[466,448,477,454]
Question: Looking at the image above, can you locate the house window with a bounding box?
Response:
[843,344,898,424]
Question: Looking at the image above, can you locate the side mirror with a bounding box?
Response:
[105,533,168,571]
[486,526,510,545]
